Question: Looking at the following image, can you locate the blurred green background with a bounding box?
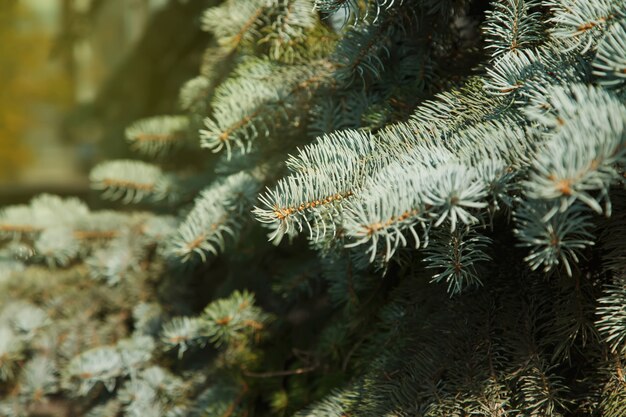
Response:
[0,0,210,204]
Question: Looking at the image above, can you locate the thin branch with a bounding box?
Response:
[242,363,318,378]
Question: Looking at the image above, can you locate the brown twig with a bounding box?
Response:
[242,364,318,378]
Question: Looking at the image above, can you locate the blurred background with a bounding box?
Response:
[0,0,211,204]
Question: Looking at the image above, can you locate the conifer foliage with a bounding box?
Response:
[1,0,626,415]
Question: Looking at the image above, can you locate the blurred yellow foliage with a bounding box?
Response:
[0,1,70,181]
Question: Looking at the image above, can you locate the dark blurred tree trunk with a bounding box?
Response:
[59,0,76,100]
[64,0,219,162]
